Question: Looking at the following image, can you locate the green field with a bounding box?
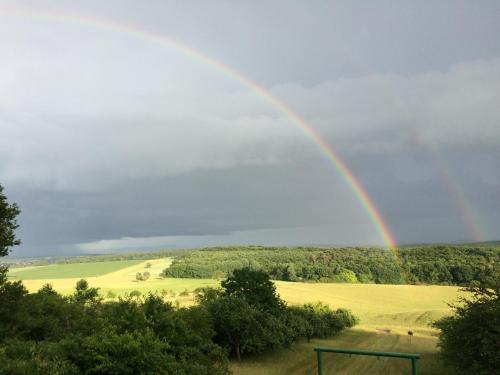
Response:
[8,259,144,279]
[10,258,220,297]
[8,258,463,373]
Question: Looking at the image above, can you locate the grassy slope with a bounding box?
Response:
[230,282,462,374]
[231,329,451,375]
[275,282,463,330]
[7,260,143,279]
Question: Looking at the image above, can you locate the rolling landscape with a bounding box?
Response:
[1,1,500,374]
[4,244,497,373]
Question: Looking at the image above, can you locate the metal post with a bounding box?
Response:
[411,357,417,375]
[314,347,420,375]
[317,350,323,375]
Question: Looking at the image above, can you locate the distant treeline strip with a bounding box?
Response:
[163,245,500,286]
[4,249,193,268]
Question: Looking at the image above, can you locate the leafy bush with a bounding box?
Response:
[0,282,230,374]
[106,290,117,299]
[433,283,500,374]
[199,268,357,360]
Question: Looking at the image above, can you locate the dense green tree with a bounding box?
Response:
[200,295,285,360]
[0,186,26,341]
[0,280,28,341]
[0,184,20,258]
[72,279,100,305]
[0,283,231,374]
[0,184,21,285]
[433,282,500,374]
[199,268,357,360]
[221,267,284,312]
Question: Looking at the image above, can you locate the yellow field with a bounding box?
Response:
[275,281,463,330]
[18,258,219,297]
[230,329,450,375]
[17,259,463,330]
[229,282,463,374]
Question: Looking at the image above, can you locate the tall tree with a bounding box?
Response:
[0,184,21,257]
[221,267,284,312]
[0,184,21,285]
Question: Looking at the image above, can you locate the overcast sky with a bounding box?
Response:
[1,0,499,256]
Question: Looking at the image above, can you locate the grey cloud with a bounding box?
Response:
[1,1,499,256]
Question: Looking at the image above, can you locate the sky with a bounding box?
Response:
[1,0,499,256]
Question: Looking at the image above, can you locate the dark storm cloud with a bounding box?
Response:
[1,1,499,255]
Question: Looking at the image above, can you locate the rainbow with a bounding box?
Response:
[0,6,397,249]
[412,137,487,243]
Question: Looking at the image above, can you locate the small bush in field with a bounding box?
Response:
[129,290,142,298]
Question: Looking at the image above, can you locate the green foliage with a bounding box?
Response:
[284,302,358,343]
[330,269,358,283]
[0,184,21,258]
[72,279,100,304]
[163,245,500,286]
[59,329,174,374]
[106,290,117,299]
[0,281,230,374]
[129,290,142,298]
[401,246,499,287]
[433,282,500,374]
[135,271,151,282]
[163,246,402,284]
[222,267,284,312]
[0,184,21,286]
[199,268,357,360]
[203,295,276,360]
[0,280,28,339]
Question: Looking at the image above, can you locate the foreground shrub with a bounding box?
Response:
[433,282,500,375]
[199,268,357,360]
[0,282,230,375]
[0,267,356,370]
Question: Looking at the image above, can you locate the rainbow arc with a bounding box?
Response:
[0,6,397,250]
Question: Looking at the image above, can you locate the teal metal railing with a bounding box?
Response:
[314,347,420,375]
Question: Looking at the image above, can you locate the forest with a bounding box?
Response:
[163,245,500,286]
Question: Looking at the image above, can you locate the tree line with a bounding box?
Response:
[163,245,499,286]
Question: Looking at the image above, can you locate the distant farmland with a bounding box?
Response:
[8,259,143,279]
[6,255,465,373]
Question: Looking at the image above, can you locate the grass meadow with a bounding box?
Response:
[8,258,219,297]
[8,258,463,374]
[7,259,144,280]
